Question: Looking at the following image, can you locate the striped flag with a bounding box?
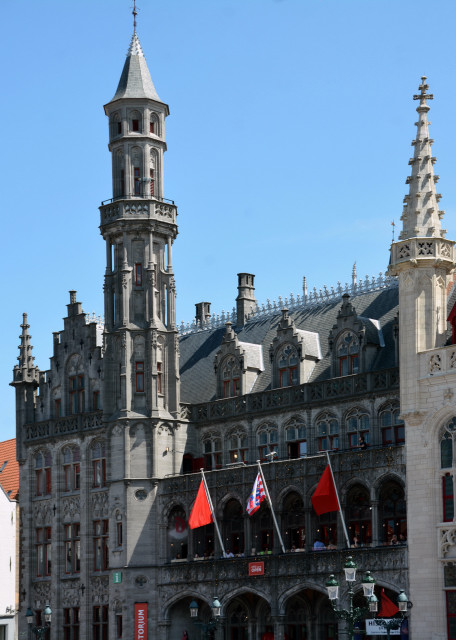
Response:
[246,472,266,515]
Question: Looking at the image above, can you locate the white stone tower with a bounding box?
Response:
[389,77,456,640]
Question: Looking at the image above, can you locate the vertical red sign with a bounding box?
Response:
[135,602,148,640]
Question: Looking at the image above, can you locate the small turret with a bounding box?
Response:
[236,273,257,327]
[13,313,39,384]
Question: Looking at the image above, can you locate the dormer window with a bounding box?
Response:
[278,344,299,387]
[337,332,359,376]
[222,356,241,398]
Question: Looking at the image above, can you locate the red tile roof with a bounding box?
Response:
[0,438,19,500]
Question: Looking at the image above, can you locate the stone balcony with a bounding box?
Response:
[99,196,177,228]
[158,546,408,595]
[419,344,456,379]
[390,236,455,272]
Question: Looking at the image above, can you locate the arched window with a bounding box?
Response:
[337,331,359,376]
[285,598,308,640]
[203,436,222,470]
[35,450,52,496]
[278,344,299,387]
[441,417,456,468]
[257,425,278,461]
[316,413,339,451]
[129,109,142,133]
[222,356,241,398]
[379,403,404,445]
[63,446,81,492]
[346,484,371,545]
[91,441,106,488]
[167,506,188,560]
[285,417,307,458]
[228,430,248,463]
[149,112,159,135]
[283,492,305,550]
[346,408,370,448]
[379,481,406,542]
[110,112,121,138]
[223,499,244,555]
[252,508,273,554]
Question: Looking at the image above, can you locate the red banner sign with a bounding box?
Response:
[249,561,264,576]
[135,603,148,640]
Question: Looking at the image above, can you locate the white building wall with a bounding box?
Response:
[0,486,17,640]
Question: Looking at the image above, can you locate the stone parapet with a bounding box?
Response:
[187,368,399,423]
[99,197,177,228]
[419,344,456,378]
[24,411,103,442]
[389,237,455,274]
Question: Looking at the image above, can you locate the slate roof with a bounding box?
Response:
[0,438,19,500]
[179,287,399,405]
[110,32,162,103]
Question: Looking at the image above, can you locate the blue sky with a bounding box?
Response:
[2,0,456,439]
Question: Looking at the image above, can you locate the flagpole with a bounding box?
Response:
[257,460,286,554]
[200,469,226,557]
[325,452,350,548]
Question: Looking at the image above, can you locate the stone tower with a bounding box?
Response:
[100,27,180,426]
[389,77,456,640]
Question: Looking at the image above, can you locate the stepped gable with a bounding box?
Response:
[179,286,399,404]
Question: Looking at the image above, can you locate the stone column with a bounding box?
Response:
[371,499,379,547]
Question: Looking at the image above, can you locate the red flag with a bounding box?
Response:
[312,465,340,515]
[378,589,399,617]
[189,480,213,529]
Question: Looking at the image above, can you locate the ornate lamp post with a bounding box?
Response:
[325,558,376,639]
[26,605,52,640]
[189,597,221,639]
[325,557,411,639]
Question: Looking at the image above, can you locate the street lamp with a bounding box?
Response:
[189,597,221,639]
[325,558,411,640]
[26,605,52,640]
[325,557,372,640]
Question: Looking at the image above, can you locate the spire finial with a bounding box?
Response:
[413,75,433,110]
[132,1,138,33]
[391,220,395,242]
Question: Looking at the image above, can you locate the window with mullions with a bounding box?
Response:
[63,607,80,640]
[346,409,370,448]
[229,431,248,463]
[93,606,109,640]
[203,438,222,470]
[91,441,106,488]
[285,418,307,458]
[278,344,299,387]
[337,332,359,376]
[36,527,51,577]
[69,375,84,414]
[380,404,404,445]
[63,446,81,492]
[258,427,278,460]
[317,414,339,451]
[346,485,371,545]
[222,356,241,398]
[379,481,406,542]
[35,451,52,497]
[93,520,109,571]
[64,523,80,574]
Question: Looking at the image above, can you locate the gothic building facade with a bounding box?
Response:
[11,22,456,640]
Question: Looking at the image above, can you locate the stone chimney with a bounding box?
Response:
[195,302,211,325]
[236,273,257,326]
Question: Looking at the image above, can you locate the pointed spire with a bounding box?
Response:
[15,313,38,381]
[352,262,357,288]
[109,30,162,104]
[399,76,445,240]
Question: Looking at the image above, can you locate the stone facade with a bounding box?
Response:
[12,28,456,640]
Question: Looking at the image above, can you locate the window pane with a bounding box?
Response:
[442,435,453,468]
